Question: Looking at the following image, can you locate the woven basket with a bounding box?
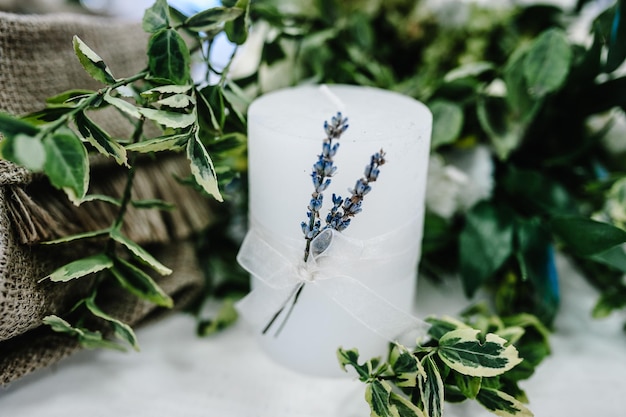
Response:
[0,11,212,385]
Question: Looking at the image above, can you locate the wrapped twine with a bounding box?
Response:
[0,12,213,385]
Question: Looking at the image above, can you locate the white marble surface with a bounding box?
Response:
[1,254,625,416]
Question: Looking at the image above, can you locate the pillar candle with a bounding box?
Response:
[240,84,432,377]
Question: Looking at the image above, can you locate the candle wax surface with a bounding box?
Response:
[245,84,432,377]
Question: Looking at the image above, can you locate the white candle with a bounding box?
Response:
[241,84,432,377]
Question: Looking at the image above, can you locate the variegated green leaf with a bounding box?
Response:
[454,373,482,399]
[419,356,444,417]
[103,93,142,119]
[337,347,379,381]
[142,0,170,33]
[46,89,95,105]
[147,28,191,85]
[141,84,193,101]
[82,194,122,206]
[425,315,470,340]
[187,132,223,202]
[42,129,89,205]
[9,133,46,171]
[224,0,249,45]
[41,253,113,282]
[389,344,426,388]
[476,388,534,417]
[72,35,116,84]
[389,393,427,417]
[139,107,195,129]
[0,111,40,137]
[125,132,190,153]
[438,329,522,377]
[366,380,399,417]
[41,228,111,245]
[75,111,128,166]
[85,296,139,351]
[111,257,173,308]
[183,6,243,32]
[110,228,172,275]
[156,93,195,108]
[43,315,124,351]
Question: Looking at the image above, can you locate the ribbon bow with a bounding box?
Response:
[235,219,429,345]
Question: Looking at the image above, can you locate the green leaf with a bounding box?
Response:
[111,257,173,308]
[476,388,533,417]
[110,228,172,275]
[46,89,95,105]
[606,0,626,72]
[75,112,128,166]
[454,373,482,399]
[141,84,193,101]
[183,6,243,32]
[142,0,170,33]
[3,134,46,171]
[515,219,560,326]
[429,100,464,148]
[21,107,75,125]
[225,0,250,45]
[125,132,190,153]
[72,35,116,84]
[43,315,125,351]
[438,328,522,377]
[82,194,121,206]
[365,380,399,417]
[550,216,626,257]
[103,94,143,119]
[41,253,113,282]
[139,107,195,129]
[523,28,572,98]
[389,344,425,388]
[187,133,223,202]
[591,244,626,273]
[337,347,375,381]
[43,129,89,205]
[389,393,426,417]
[197,299,239,336]
[198,85,225,132]
[444,62,495,83]
[156,93,195,109]
[459,202,514,297]
[419,356,444,417]
[85,295,140,351]
[0,111,39,137]
[476,95,526,161]
[147,28,191,85]
[41,228,111,245]
[425,316,470,340]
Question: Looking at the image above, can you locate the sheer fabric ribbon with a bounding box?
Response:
[235,218,430,345]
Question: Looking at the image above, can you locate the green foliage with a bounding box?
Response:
[247,0,626,328]
[0,0,250,351]
[339,309,545,417]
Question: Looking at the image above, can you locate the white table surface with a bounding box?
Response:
[1,254,625,417]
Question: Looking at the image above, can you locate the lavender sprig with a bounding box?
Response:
[325,150,386,232]
[263,112,386,337]
[301,112,348,262]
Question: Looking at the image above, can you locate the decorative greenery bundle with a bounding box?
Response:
[1,0,625,416]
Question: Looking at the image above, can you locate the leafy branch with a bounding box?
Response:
[339,305,550,417]
[0,0,250,350]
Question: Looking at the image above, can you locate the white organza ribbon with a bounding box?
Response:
[235,218,429,345]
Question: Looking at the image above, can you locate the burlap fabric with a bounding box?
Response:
[0,12,212,385]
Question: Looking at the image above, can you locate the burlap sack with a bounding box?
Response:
[0,12,213,385]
